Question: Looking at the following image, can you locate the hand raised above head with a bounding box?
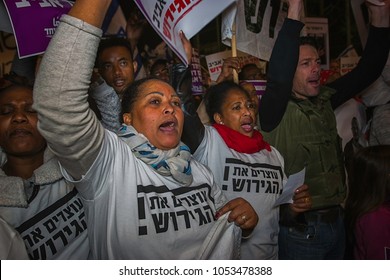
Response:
[216,57,240,83]
[366,0,390,28]
[179,30,193,65]
[287,0,304,21]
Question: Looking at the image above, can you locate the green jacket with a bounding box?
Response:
[262,86,346,209]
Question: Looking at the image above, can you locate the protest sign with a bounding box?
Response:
[222,0,288,61]
[190,48,205,95]
[3,0,125,58]
[133,0,236,66]
[240,79,267,99]
[340,56,360,75]
[304,17,329,69]
[3,0,73,58]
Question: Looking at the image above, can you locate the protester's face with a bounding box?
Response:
[214,89,256,137]
[98,46,136,95]
[292,45,321,99]
[0,86,46,157]
[241,65,265,80]
[330,59,340,74]
[123,80,184,150]
[241,82,259,114]
[151,63,169,83]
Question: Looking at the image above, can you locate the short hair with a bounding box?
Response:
[204,81,250,124]
[238,63,264,80]
[96,37,133,67]
[150,59,169,75]
[299,36,319,49]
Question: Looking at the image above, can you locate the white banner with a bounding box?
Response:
[133,0,236,66]
[222,0,288,61]
[303,17,329,69]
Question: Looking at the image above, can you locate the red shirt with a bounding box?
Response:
[354,204,390,260]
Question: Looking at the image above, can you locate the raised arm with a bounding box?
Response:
[174,31,205,152]
[330,1,390,109]
[259,0,304,132]
[89,74,122,133]
[33,0,112,179]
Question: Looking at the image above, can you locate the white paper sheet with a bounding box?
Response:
[273,168,306,207]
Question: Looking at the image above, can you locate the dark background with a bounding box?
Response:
[121,0,364,61]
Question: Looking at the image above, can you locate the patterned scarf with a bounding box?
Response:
[118,125,193,186]
[213,123,271,154]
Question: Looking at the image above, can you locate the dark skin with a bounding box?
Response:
[179,30,311,231]
[0,86,46,179]
[216,185,311,236]
[216,197,259,236]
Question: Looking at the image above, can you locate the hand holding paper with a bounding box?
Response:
[274,168,312,213]
[274,168,305,207]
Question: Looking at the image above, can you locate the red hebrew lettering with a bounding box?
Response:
[175,0,191,13]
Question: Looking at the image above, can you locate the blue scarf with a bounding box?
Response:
[118,125,193,186]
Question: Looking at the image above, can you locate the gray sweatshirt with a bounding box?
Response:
[33,15,104,179]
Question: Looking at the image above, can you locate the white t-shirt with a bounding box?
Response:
[0,181,89,260]
[63,131,241,259]
[194,126,287,260]
[0,217,29,260]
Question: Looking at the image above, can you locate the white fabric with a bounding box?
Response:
[0,149,89,260]
[194,126,287,260]
[0,183,89,260]
[62,130,241,259]
[0,217,29,260]
[221,0,287,61]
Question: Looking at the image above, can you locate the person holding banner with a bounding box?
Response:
[33,0,258,259]
[260,0,390,259]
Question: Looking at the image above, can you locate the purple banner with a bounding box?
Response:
[190,48,205,95]
[240,79,267,98]
[3,0,73,58]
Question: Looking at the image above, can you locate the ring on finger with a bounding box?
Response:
[241,215,247,223]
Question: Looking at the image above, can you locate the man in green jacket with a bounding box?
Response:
[260,0,390,259]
